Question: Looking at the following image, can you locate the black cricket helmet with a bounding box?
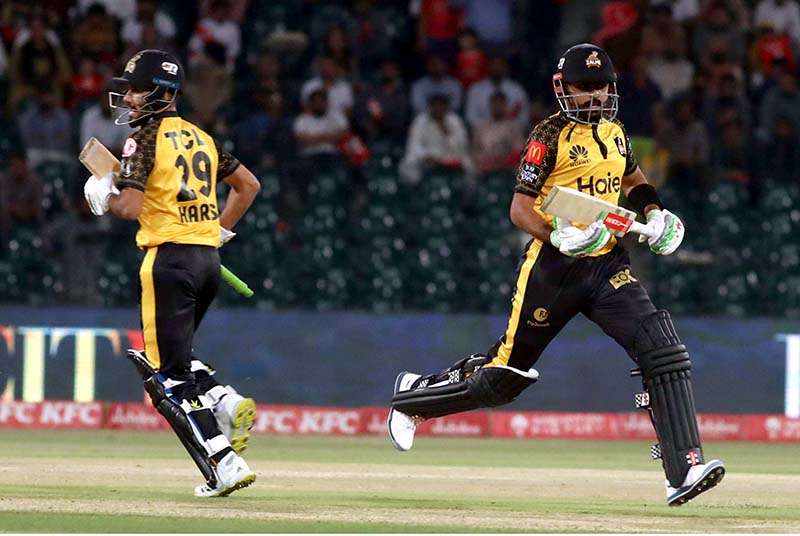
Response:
[552,43,618,125]
[109,49,185,126]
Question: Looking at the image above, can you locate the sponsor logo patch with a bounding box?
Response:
[519,163,540,185]
[609,268,638,290]
[524,141,546,165]
[122,138,137,157]
[568,144,591,167]
[614,135,627,156]
[161,61,178,75]
[602,212,633,233]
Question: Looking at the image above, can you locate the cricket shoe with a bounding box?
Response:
[213,386,256,455]
[194,452,256,498]
[387,372,423,452]
[666,459,725,506]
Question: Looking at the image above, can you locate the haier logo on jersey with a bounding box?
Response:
[576,173,621,196]
[568,145,591,167]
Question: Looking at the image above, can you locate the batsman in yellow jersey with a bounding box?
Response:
[388,44,725,506]
[82,49,261,497]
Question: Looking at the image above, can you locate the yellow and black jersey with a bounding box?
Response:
[514,112,638,256]
[117,112,240,249]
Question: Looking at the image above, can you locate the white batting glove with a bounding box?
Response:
[220,226,236,246]
[550,217,611,257]
[83,172,119,216]
[638,209,685,255]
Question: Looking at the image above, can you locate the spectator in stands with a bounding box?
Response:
[188,0,241,72]
[758,67,800,142]
[471,91,523,174]
[754,0,800,48]
[231,89,292,170]
[301,55,354,117]
[710,119,751,186]
[353,58,410,142]
[0,154,43,234]
[756,115,800,185]
[399,93,475,184]
[452,0,514,56]
[703,72,750,133]
[646,41,694,101]
[294,88,349,157]
[410,54,462,115]
[183,42,231,133]
[464,55,529,130]
[322,25,356,77]
[411,0,461,60]
[75,0,136,20]
[7,13,71,114]
[69,56,105,108]
[454,29,488,89]
[352,0,397,74]
[657,95,710,212]
[749,23,796,91]
[616,53,662,137]
[16,88,72,169]
[0,34,7,79]
[639,4,687,59]
[121,0,177,52]
[71,3,120,67]
[693,2,747,69]
[79,84,133,155]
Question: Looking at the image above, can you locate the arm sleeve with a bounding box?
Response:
[117,121,158,191]
[613,118,639,176]
[514,118,560,198]
[214,138,241,180]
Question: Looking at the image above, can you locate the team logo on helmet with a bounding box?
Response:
[125,52,143,73]
[161,61,178,75]
[585,51,602,68]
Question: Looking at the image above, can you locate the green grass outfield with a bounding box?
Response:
[0,430,798,533]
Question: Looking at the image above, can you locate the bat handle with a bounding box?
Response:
[221,264,254,298]
[629,220,656,239]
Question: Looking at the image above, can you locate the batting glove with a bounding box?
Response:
[638,209,684,255]
[83,172,119,216]
[550,216,611,257]
[220,226,236,246]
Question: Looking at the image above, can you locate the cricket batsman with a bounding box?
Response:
[388,43,725,506]
[83,49,261,497]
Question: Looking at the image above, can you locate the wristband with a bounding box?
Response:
[626,183,664,215]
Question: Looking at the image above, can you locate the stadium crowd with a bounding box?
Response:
[0,0,798,316]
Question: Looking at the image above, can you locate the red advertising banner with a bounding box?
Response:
[0,401,103,429]
[2,402,799,442]
[105,402,169,430]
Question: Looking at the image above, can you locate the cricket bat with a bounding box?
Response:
[540,186,656,239]
[79,137,121,179]
[78,138,255,298]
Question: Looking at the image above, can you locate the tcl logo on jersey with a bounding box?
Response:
[576,174,621,196]
[524,141,546,165]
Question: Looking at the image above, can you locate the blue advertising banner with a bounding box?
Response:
[0,306,797,414]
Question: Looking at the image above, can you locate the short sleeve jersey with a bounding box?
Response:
[117,112,240,249]
[514,113,638,256]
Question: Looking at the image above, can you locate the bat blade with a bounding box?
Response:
[79,137,120,179]
[540,185,641,237]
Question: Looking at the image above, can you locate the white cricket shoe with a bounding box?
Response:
[387,372,422,452]
[194,452,256,498]
[666,459,725,506]
[212,386,256,455]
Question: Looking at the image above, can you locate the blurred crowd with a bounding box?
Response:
[0,0,798,315]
